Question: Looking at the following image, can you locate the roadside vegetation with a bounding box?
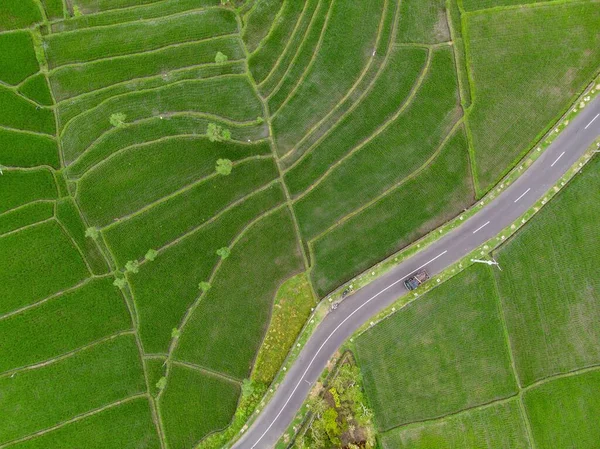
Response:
[0,0,598,447]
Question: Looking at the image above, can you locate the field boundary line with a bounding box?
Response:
[50,33,239,75]
[268,0,336,119]
[0,276,103,321]
[59,73,250,138]
[290,48,432,201]
[523,363,600,392]
[280,0,396,167]
[0,199,55,220]
[0,79,54,110]
[95,154,273,230]
[0,393,149,449]
[0,217,55,239]
[463,0,593,17]
[172,360,243,385]
[254,0,314,86]
[51,0,180,25]
[260,0,324,99]
[159,202,288,401]
[247,0,290,56]
[54,217,95,275]
[282,1,407,172]
[0,330,135,379]
[144,353,168,360]
[0,124,54,139]
[131,179,281,267]
[15,71,43,89]
[0,165,56,173]
[66,111,263,168]
[47,5,228,40]
[72,132,261,181]
[55,57,244,105]
[308,118,464,244]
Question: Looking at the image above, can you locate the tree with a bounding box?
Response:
[125,260,140,274]
[109,112,127,127]
[85,227,99,240]
[171,328,181,339]
[73,5,82,17]
[216,246,231,259]
[207,122,231,142]
[156,376,167,391]
[198,281,212,292]
[215,158,233,175]
[113,277,127,289]
[215,51,228,64]
[145,248,158,261]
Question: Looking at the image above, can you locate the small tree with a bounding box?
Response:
[85,227,99,240]
[109,112,127,127]
[198,281,212,292]
[145,249,158,261]
[171,328,181,339]
[113,277,127,289]
[207,123,231,142]
[215,158,233,175]
[215,51,228,64]
[156,376,167,391]
[125,260,140,274]
[73,5,82,17]
[256,116,264,124]
[216,246,231,259]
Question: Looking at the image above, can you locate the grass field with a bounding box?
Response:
[1,0,598,447]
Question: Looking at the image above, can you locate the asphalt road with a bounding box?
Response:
[233,96,600,449]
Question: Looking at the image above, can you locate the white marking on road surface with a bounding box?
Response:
[249,251,449,448]
[472,221,490,234]
[513,188,531,203]
[585,113,599,129]
[551,151,565,167]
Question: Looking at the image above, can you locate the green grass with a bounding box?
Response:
[465,2,600,191]
[18,73,54,106]
[271,0,385,155]
[462,0,555,11]
[0,335,146,444]
[76,137,271,226]
[354,265,517,431]
[40,0,64,20]
[130,183,285,354]
[494,155,600,386]
[396,0,450,44]
[145,357,166,397]
[9,397,160,449]
[0,31,39,85]
[103,157,278,265]
[46,9,237,67]
[0,201,54,236]
[1,169,57,214]
[73,0,164,13]
[283,47,427,187]
[0,220,89,315]
[55,197,111,274]
[257,0,319,97]
[174,207,303,379]
[160,365,240,449]
[0,87,55,135]
[0,129,59,168]
[523,369,600,449]
[446,0,471,108]
[53,0,219,32]
[293,47,460,241]
[49,36,245,100]
[310,125,473,296]
[65,114,267,177]
[248,0,305,83]
[380,399,530,449]
[242,0,284,52]
[0,277,131,373]
[0,1,42,31]
[61,75,263,161]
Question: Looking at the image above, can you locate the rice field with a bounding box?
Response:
[1,0,598,447]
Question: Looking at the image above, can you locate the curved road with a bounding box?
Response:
[233,96,600,449]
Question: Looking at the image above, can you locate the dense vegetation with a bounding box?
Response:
[0,0,598,447]
[355,155,600,448]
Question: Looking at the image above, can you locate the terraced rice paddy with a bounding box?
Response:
[1,0,598,447]
[356,156,600,448]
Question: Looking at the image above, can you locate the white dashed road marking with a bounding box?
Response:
[472,221,490,234]
[551,151,565,167]
[585,113,599,129]
[514,188,531,203]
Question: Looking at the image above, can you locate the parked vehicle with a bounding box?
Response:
[404,269,430,291]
